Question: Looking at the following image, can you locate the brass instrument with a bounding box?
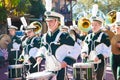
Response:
[29,21,42,35]
[105,10,116,26]
[78,17,91,32]
[111,34,120,55]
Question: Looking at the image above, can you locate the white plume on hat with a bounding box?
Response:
[45,0,52,12]
[20,17,28,28]
[7,18,12,27]
[7,17,18,30]
[45,0,64,26]
[92,4,98,17]
[91,4,104,23]
[115,12,120,26]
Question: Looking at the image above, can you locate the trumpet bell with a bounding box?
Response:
[78,17,91,32]
[105,10,116,26]
[30,21,42,35]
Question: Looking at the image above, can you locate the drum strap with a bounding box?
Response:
[43,32,62,45]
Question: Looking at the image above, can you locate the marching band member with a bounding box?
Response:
[60,25,69,33]
[20,21,42,73]
[7,26,22,65]
[69,26,83,62]
[36,11,81,80]
[110,12,120,80]
[81,16,111,80]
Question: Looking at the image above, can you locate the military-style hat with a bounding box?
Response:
[26,24,36,30]
[44,11,63,21]
[8,25,18,30]
[25,24,36,33]
[91,16,104,23]
[44,11,65,26]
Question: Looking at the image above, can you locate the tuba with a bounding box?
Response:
[78,17,91,33]
[105,10,116,26]
[29,21,42,35]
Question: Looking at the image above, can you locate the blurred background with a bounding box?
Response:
[0,0,120,34]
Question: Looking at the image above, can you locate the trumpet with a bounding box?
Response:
[29,21,42,35]
[78,17,91,32]
[105,10,116,26]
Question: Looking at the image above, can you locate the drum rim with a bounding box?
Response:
[73,63,94,68]
[8,64,24,68]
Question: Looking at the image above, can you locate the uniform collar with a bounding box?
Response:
[48,29,60,37]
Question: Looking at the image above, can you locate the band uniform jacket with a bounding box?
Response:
[36,29,82,66]
[22,36,40,63]
[81,30,111,67]
[8,35,22,65]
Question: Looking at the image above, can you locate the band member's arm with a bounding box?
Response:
[96,33,111,59]
[60,33,76,65]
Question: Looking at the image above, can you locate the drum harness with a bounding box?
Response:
[87,32,103,71]
[20,37,37,75]
[43,32,70,80]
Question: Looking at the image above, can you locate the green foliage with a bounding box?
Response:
[29,0,46,18]
[72,0,120,20]
[0,2,7,23]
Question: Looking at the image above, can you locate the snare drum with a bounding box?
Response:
[73,63,94,80]
[26,71,55,80]
[8,64,24,79]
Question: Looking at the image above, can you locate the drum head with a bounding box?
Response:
[26,71,55,79]
[73,63,93,68]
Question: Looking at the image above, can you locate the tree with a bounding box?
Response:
[0,2,7,24]
[72,0,120,20]
[29,0,46,18]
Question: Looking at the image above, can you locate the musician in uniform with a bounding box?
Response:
[36,11,81,80]
[20,21,42,73]
[110,12,120,80]
[81,16,111,80]
[8,26,22,65]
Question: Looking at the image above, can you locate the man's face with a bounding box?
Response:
[26,29,35,38]
[46,18,59,32]
[9,29,16,36]
[115,26,120,34]
[91,21,101,33]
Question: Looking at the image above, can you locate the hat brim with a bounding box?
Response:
[45,18,55,21]
[26,25,36,30]
[92,17,103,23]
[8,26,18,30]
[45,16,60,21]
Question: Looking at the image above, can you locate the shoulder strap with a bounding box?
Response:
[42,32,62,44]
[54,32,62,42]
[42,33,47,44]
[30,37,36,45]
[96,32,104,42]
